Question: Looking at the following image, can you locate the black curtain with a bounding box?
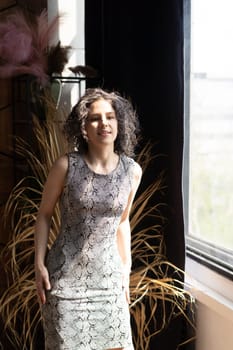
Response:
[85,1,193,349]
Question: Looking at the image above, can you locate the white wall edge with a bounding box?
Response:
[185,256,233,323]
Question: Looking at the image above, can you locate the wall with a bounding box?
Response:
[0,3,16,245]
[197,301,233,350]
[47,0,85,111]
[0,78,13,245]
[186,257,233,350]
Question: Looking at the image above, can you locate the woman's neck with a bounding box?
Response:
[84,148,119,175]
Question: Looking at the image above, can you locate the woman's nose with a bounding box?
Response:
[100,115,108,125]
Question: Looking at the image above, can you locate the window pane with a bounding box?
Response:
[189,0,233,251]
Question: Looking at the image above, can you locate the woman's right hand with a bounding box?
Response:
[35,264,51,305]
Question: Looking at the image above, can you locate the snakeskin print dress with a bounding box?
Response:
[42,152,136,350]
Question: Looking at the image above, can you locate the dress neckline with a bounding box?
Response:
[80,154,121,176]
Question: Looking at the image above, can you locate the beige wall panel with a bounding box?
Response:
[0,0,16,11]
[0,79,12,108]
[0,108,13,152]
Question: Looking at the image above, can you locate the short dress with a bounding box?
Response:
[42,152,137,350]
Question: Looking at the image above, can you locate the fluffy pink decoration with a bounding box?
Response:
[36,9,59,52]
[0,15,33,64]
[0,9,60,86]
[0,29,32,64]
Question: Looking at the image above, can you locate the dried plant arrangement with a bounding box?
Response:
[0,9,71,85]
[0,95,196,350]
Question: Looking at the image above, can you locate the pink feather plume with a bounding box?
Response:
[0,9,60,86]
[0,12,33,64]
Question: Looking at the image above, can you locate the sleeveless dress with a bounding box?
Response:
[42,152,136,350]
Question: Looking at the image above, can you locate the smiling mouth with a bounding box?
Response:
[98,131,110,136]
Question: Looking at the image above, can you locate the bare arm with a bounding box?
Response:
[117,161,142,303]
[34,155,68,304]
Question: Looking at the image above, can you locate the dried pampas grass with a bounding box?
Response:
[47,41,72,76]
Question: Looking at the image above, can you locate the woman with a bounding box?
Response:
[34,88,142,350]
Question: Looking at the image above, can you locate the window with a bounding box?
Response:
[183,0,233,278]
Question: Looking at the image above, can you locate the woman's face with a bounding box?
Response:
[84,98,118,147]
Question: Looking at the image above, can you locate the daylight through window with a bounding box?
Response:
[184,0,233,275]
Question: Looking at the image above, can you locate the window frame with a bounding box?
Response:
[183,0,233,280]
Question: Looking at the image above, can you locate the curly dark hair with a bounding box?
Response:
[63,88,140,157]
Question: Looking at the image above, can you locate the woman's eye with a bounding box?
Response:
[89,116,99,122]
[88,114,116,122]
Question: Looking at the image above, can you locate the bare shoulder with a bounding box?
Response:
[41,155,69,201]
[52,154,69,171]
[47,154,69,181]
